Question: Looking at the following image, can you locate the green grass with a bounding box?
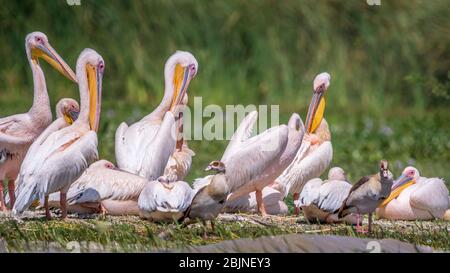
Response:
[0,1,449,251]
[0,214,448,252]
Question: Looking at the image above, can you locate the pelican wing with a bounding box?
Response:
[297,178,323,207]
[138,181,193,213]
[14,129,98,213]
[116,112,176,180]
[277,141,333,196]
[222,124,289,192]
[318,180,352,213]
[50,166,148,205]
[221,111,258,161]
[410,178,449,218]
[192,175,214,192]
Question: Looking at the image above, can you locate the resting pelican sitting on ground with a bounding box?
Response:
[271,73,333,215]
[377,166,450,221]
[223,186,288,215]
[297,167,357,224]
[13,49,104,220]
[338,160,393,233]
[138,175,194,222]
[0,32,76,210]
[48,160,149,215]
[220,110,303,216]
[115,51,197,180]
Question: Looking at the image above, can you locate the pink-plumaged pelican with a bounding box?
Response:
[220,110,304,216]
[138,175,194,222]
[13,48,104,220]
[271,72,332,215]
[0,32,77,210]
[115,51,198,180]
[5,98,80,208]
[377,166,450,220]
[47,160,149,216]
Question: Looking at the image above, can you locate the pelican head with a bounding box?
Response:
[76,48,105,132]
[56,98,79,125]
[205,160,226,173]
[25,31,77,82]
[305,72,331,133]
[380,166,419,207]
[392,166,420,191]
[89,159,116,170]
[328,167,346,181]
[164,51,198,112]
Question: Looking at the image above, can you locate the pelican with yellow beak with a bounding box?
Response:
[13,49,104,220]
[0,32,76,211]
[270,72,333,215]
[377,166,450,220]
[115,51,197,180]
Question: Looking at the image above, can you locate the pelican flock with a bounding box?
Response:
[12,48,104,219]
[0,31,448,243]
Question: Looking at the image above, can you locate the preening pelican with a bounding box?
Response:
[377,166,450,220]
[338,160,393,233]
[115,51,198,180]
[138,175,194,222]
[271,72,332,215]
[48,160,148,215]
[220,110,303,215]
[13,49,104,220]
[297,167,356,224]
[163,98,195,182]
[0,32,76,210]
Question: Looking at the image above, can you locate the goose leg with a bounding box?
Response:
[60,192,67,220]
[293,193,300,215]
[256,189,267,216]
[44,195,52,220]
[368,213,373,233]
[0,182,7,211]
[7,179,15,209]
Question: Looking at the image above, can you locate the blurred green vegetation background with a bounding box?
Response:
[0,0,449,187]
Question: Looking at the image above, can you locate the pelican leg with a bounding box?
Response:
[256,189,267,216]
[0,181,7,211]
[293,193,300,215]
[44,196,52,220]
[8,179,15,209]
[60,192,67,220]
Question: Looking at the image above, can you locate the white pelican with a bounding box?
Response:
[221,110,303,215]
[0,32,76,210]
[138,175,194,222]
[377,166,450,220]
[163,100,195,182]
[338,160,393,233]
[13,48,104,220]
[223,186,288,215]
[115,51,198,180]
[47,160,148,216]
[271,72,332,215]
[297,167,357,224]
